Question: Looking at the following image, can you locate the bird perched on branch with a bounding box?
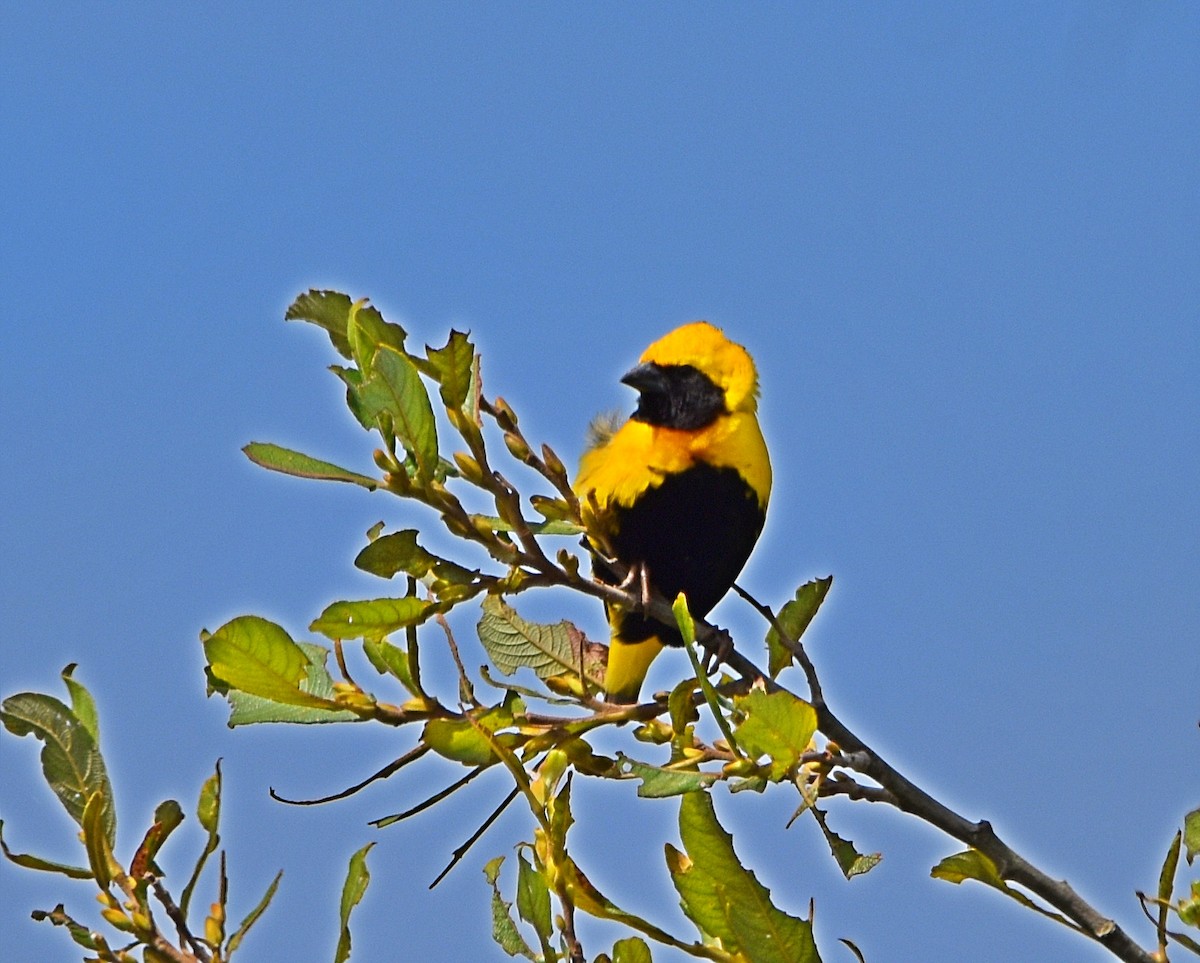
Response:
[575,322,771,702]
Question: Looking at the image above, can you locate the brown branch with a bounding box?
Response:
[577,563,1153,961]
[151,878,211,962]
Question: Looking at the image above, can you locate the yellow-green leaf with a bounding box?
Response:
[612,937,653,963]
[425,330,475,412]
[131,799,185,878]
[181,762,222,917]
[1184,807,1200,864]
[618,755,717,799]
[334,844,374,963]
[242,442,378,490]
[732,689,817,782]
[767,577,832,678]
[82,791,115,890]
[516,852,552,943]
[0,690,115,844]
[483,856,536,959]
[0,820,92,879]
[423,703,514,767]
[811,807,881,879]
[204,616,340,710]
[285,289,402,360]
[356,346,438,482]
[311,597,436,642]
[669,791,819,962]
[363,638,419,694]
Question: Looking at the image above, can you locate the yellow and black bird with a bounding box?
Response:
[575,322,771,702]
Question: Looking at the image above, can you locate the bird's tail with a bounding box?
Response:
[604,633,666,703]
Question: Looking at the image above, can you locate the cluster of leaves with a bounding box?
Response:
[200,291,863,961]
[0,667,303,962]
[7,289,1197,963]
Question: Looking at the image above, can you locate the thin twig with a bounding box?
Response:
[270,744,431,805]
[429,786,520,889]
[151,878,211,962]
[371,764,489,827]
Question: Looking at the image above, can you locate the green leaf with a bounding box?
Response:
[60,665,99,744]
[423,702,515,766]
[731,688,818,781]
[363,638,418,694]
[1,691,115,844]
[334,843,374,963]
[223,643,359,726]
[931,848,1070,925]
[354,529,436,578]
[285,290,402,360]
[1158,831,1183,949]
[223,689,351,726]
[426,330,476,412]
[242,443,378,490]
[469,513,583,537]
[767,577,832,678]
[810,807,881,879]
[0,820,92,879]
[181,762,222,917]
[354,529,478,587]
[476,595,581,680]
[204,616,342,710]
[516,852,552,944]
[668,791,819,963]
[355,346,439,482]
[612,937,653,963]
[1184,807,1200,864]
[618,755,717,798]
[310,597,437,643]
[483,856,536,959]
[227,869,282,957]
[82,791,114,889]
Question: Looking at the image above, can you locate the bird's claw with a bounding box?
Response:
[700,627,734,677]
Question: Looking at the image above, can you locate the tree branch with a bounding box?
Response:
[586,568,1154,963]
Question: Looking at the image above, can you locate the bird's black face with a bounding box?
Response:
[623,362,727,431]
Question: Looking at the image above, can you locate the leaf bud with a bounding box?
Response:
[541,444,567,480]
[385,470,411,495]
[492,396,518,429]
[722,758,760,778]
[556,548,580,578]
[452,452,484,485]
[100,907,134,933]
[633,720,673,744]
[503,431,532,463]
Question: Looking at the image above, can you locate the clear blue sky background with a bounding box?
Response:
[2,6,1197,962]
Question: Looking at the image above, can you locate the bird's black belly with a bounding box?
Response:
[605,462,765,647]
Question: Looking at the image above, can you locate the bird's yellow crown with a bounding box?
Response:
[638,321,760,414]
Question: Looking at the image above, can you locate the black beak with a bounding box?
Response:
[620,362,668,395]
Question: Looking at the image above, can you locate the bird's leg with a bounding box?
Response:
[638,563,652,611]
[700,626,734,676]
[613,561,651,612]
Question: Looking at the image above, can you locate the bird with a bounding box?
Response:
[574,321,771,703]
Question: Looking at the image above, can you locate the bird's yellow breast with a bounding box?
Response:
[576,411,771,532]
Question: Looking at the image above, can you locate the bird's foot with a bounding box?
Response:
[700,627,734,676]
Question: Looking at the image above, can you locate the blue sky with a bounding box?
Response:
[2,5,1197,961]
